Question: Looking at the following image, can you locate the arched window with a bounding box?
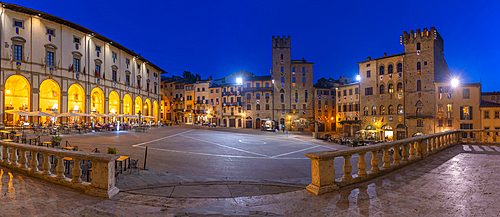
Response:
[197,88,200,92]
[388,105,394,114]
[256,104,260,110]
[246,93,251,99]
[397,104,403,114]
[397,82,403,92]
[265,93,270,99]
[256,93,260,99]
[417,80,421,91]
[265,104,270,110]
[388,83,394,93]
[280,94,284,102]
[417,62,421,70]
[388,65,393,74]
[318,110,322,116]
[380,105,386,115]
[416,108,423,117]
[372,105,377,115]
[397,63,402,72]
[363,106,369,115]
[295,90,298,100]
[202,88,205,91]
[379,66,385,75]
[247,104,251,110]
[379,85,385,94]
[305,90,308,99]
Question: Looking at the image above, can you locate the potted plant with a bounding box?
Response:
[107,147,117,154]
[51,135,62,147]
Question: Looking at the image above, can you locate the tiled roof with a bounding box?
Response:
[480,101,500,108]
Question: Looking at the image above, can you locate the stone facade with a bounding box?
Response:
[336,83,360,137]
[359,27,451,140]
[272,36,315,130]
[1,3,162,128]
[242,76,274,129]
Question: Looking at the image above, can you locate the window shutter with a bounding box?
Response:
[460,106,463,120]
[469,106,473,120]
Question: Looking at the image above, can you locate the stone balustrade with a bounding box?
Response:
[459,130,500,145]
[305,130,461,195]
[0,141,119,198]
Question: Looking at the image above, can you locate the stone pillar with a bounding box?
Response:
[306,157,339,195]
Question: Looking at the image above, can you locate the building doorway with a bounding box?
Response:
[255,118,261,129]
[245,117,252,128]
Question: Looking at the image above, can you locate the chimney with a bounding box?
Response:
[384,52,387,57]
[367,56,371,61]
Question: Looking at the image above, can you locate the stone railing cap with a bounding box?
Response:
[305,130,460,160]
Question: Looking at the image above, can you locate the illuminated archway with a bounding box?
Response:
[91,87,104,114]
[153,100,159,120]
[4,75,30,125]
[134,96,142,115]
[68,83,85,113]
[144,99,151,117]
[108,91,120,114]
[123,94,132,115]
[40,79,60,123]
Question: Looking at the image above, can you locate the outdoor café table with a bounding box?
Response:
[28,137,38,145]
[63,147,75,150]
[0,130,11,139]
[63,157,72,174]
[2,139,13,142]
[13,134,22,143]
[42,141,52,147]
[115,156,130,173]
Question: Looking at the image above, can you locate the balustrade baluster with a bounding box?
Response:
[357,152,367,176]
[42,153,52,175]
[393,146,400,165]
[19,149,28,169]
[56,155,65,179]
[431,137,436,151]
[371,150,379,172]
[426,139,431,153]
[10,148,18,167]
[382,148,390,168]
[342,155,352,180]
[416,141,423,158]
[3,146,10,164]
[30,152,39,172]
[409,142,416,159]
[402,143,409,161]
[437,136,442,149]
[72,158,82,183]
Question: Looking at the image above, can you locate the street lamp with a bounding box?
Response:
[451,78,459,87]
[356,75,361,82]
[236,77,242,85]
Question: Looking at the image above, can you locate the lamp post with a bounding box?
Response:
[138,110,142,127]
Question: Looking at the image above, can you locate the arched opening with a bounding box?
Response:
[4,75,30,126]
[144,98,151,119]
[255,118,261,130]
[39,79,60,123]
[245,116,252,128]
[68,83,85,113]
[123,94,132,115]
[108,91,120,114]
[134,96,143,115]
[153,100,159,120]
[90,87,104,114]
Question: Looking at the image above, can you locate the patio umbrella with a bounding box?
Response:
[121,114,138,118]
[28,111,53,117]
[143,116,156,119]
[46,111,67,117]
[5,109,24,115]
[96,114,108,117]
[61,112,84,117]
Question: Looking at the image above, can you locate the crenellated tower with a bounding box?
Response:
[402,27,450,136]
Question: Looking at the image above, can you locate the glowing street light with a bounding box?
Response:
[356,75,361,81]
[236,77,242,85]
[451,78,459,87]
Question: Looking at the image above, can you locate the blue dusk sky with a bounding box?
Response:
[7,0,500,91]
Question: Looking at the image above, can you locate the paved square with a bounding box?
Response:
[55,126,345,182]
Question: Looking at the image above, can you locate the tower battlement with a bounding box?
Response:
[401,27,443,50]
[272,35,291,48]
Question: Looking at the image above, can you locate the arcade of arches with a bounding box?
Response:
[2,75,160,126]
